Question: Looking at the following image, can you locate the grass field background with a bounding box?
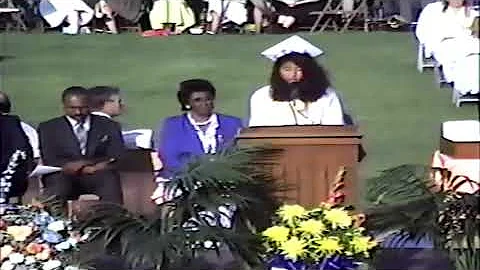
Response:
[1,32,477,182]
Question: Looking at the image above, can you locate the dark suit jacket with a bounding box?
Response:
[0,114,33,197]
[38,114,124,175]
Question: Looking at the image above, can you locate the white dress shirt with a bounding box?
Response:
[91,111,111,119]
[248,85,345,127]
[20,122,40,159]
[65,115,91,132]
[186,113,219,154]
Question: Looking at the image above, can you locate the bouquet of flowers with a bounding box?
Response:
[261,203,377,270]
[0,203,87,270]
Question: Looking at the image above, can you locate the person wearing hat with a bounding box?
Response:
[248,36,346,127]
[154,79,243,180]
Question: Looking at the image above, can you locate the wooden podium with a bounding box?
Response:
[237,126,363,207]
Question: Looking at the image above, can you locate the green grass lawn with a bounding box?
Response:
[1,32,477,180]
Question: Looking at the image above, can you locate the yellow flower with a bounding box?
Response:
[280,237,306,261]
[352,236,377,255]
[298,219,325,235]
[316,237,342,255]
[262,226,290,242]
[7,225,33,242]
[278,205,306,223]
[323,208,352,228]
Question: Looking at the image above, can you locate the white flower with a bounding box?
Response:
[67,237,78,246]
[55,241,71,251]
[65,266,81,270]
[0,261,15,270]
[42,260,62,270]
[8,253,25,264]
[25,256,37,265]
[47,221,65,232]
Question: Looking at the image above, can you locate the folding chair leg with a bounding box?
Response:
[417,44,424,73]
[310,14,324,33]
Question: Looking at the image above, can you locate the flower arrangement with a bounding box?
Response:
[0,203,87,270]
[262,204,377,270]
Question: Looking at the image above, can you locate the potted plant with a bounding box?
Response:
[365,164,480,270]
[261,203,377,270]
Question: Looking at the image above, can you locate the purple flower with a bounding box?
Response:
[41,230,63,244]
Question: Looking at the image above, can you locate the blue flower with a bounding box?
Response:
[34,212,55,227]
[268,255,358,270]
[41,230,64,244]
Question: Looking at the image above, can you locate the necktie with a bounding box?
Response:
[75,122,87,155]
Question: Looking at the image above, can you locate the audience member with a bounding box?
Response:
[249,36,346,126]
[0,91,40,160]
[38,86,124,203]
[88,86,124,119]
[39,0,94,34]
[416,0,479,83]
[154,79,243,179]
[207,0,248,34]
[149,0,196,34]
[86,0,145,33]
[383,0,436,23]
[268,0,326,29]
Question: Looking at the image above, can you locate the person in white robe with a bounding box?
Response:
[416,0,479,83]
[207,0,247,34]
[248,35,345,127]
[39,0,94,35]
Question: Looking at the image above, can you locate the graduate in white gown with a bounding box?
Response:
[248,35,345,127]
[416,0,479,82]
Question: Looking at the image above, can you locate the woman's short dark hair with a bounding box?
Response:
[177,79,216,111]
[270,52,331,102]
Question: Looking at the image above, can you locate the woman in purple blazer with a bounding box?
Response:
[155,79,244,179]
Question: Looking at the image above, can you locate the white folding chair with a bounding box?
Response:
[451,53,480,107]
[416,43,435,73]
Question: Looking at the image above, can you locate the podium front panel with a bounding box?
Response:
[238,126,363,207]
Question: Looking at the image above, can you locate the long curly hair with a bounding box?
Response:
[269,52,331,102]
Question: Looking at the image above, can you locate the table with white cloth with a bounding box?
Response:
[432,120,480,194]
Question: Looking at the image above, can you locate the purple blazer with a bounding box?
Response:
[155,113,243,178]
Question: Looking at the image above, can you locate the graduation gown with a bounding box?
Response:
[248,85,345,127]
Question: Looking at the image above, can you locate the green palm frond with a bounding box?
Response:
[365,164,434,205]
[364,164,445,247]
[80,146,285,269]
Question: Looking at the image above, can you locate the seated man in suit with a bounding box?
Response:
[38,86,124,204]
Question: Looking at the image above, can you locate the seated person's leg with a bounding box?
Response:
[63,10,80,34]
[42,174,75,202]
[82,171,123,204]
[207,0,222,33]
[97,0,118,34]
[251,0,272,33]
[289,1,327,27]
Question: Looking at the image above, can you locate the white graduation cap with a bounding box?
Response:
[261,35,324,62]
